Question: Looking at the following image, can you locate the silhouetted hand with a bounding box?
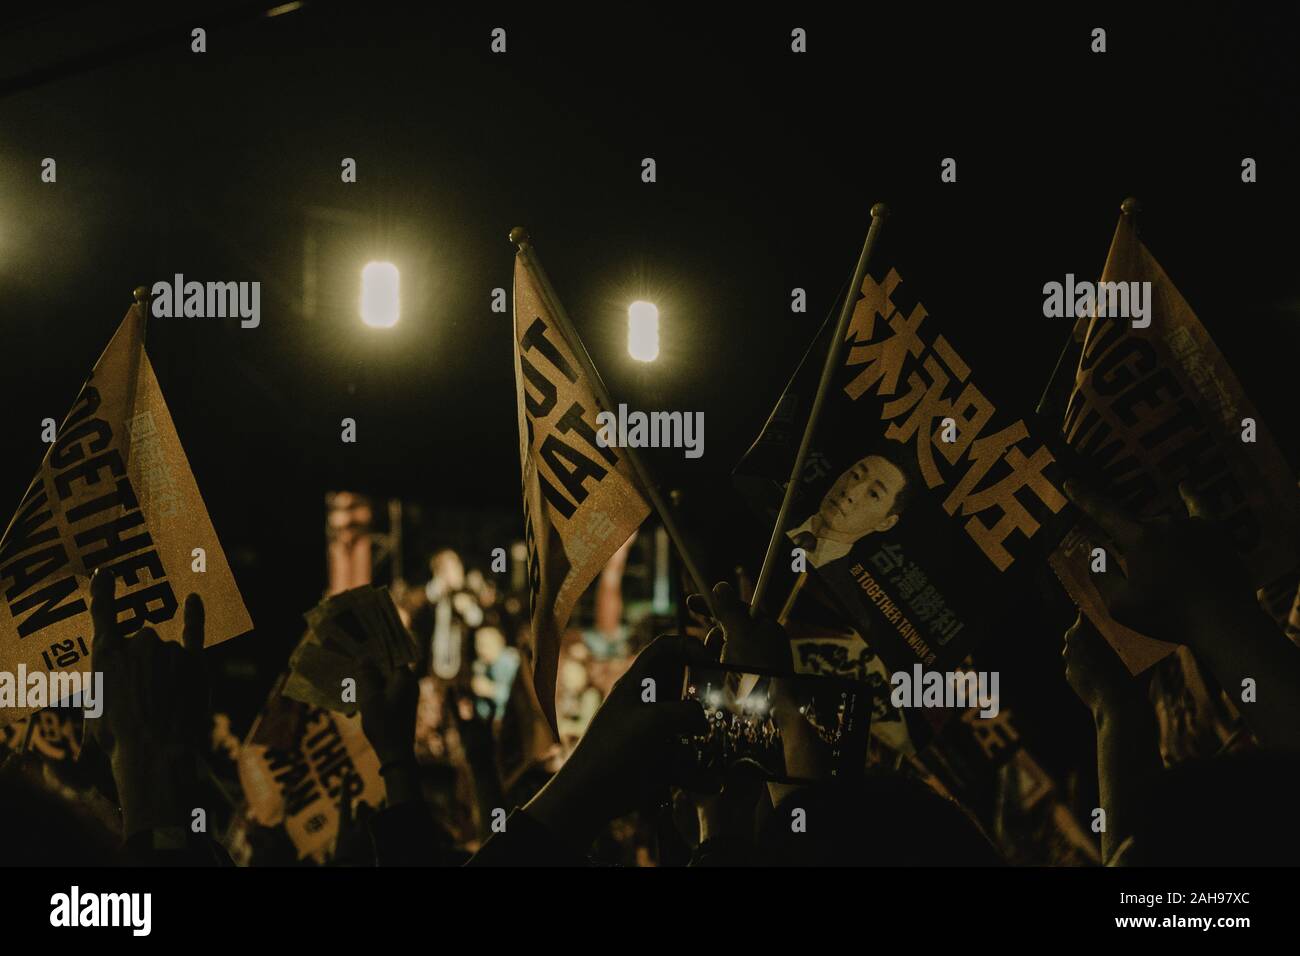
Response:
[1064,479,1255,647]
[1066,479,1300,750]
[451,689,495,769]
[355,662,419,767]
[691,763,765,846]
[523,633,712,851]
[686,581,793,674]
[87,567,209,839]
[1063,612,1147,717]
[356,662,420,807]
[332,787,376,866]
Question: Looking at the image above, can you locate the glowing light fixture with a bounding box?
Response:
[360,261,400,328]
[627,300,659,361]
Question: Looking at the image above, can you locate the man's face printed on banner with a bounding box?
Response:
[816,454,907,540]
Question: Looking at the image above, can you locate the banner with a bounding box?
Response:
[0,708,83,766]
[0,305,252,728]
[736,264,1071,674]
[1050,214,1300,672]
[284,585,414,715]
[238,680,385,861]
[786,618,914,755]
[512,254,649,732]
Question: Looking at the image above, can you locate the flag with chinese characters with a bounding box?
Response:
[1050,212,1300,672]
[0,304,252,728]
[512,253,649,734]
[0,708,84,767]
[735,255,1072,675]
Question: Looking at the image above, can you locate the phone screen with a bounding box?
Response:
[681,664,870,784]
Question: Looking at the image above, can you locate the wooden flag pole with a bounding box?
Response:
[748,203,889,617]
[509,227,714,607]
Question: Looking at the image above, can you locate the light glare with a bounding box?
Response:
[360,261,400,328]
[628,300,659,361]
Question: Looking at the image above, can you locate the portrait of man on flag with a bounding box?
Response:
[788,439,917,570]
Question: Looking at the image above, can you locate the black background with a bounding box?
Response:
[11,863,1282,936]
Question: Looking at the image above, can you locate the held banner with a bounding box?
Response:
[0,708,84,766]
[0,305,252,727]
[512,254,649,733]
[239,682,385,861]
[736,262,1071,675]
[1050,215,1300,673]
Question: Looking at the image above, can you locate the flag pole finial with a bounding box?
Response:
[132,286,152,343]
[509,226,531,249]
[870,202,890,220]
[1121,196,1141,217]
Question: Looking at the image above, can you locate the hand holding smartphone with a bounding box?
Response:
[680,663,870,784]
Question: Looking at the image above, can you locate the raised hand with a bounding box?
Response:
[686,581,793,674]
[1063,479,1255,645]
[356,661,421,807]
[1065,479,1300,751]
[87,567,209,839]
[1062,612,1148,717]
[521,633,713,852]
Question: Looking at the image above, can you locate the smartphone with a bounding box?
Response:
[680,663,870,784]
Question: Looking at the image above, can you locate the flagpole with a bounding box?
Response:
[748,203,889,617]
[133,285,152,347]
[1034,196,1139,419]
[776,571,807,625]
[670,489,690,637]
[122,285,152,457]
[509,227,714,607]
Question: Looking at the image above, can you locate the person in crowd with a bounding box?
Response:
[1063,479,1300,864]
[354,659,468,865]
[1064,479,1300,753]
[468,581,999,866]
[0,568,230,866]
[6,470,1298,870]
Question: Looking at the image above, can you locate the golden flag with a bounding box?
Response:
[512,254,649,734]
[239,679,385,862]
[1050,214,1300,672]
[0,304,252,727]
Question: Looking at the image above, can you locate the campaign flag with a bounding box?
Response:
[284,585,415,715]
[512,253,650,734]
[238,677,385,861]
[736,260,1072,675]
[785,618,915,755]
[0,708,84,767]
[1050,213,1300,672]
[0,303,252,728]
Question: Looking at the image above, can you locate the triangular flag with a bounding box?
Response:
[512,254,649,734]
[1050,213,1299,672]
[239,677,384,862]
[0,304,252,727]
